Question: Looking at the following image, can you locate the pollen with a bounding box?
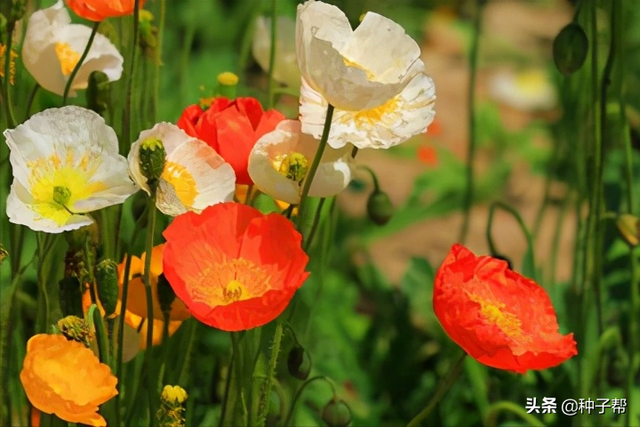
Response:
[54,42,82,76]
[351,97,398,124]
[467,291,523,338]
[274,152,308,183]
[0,44,19,85]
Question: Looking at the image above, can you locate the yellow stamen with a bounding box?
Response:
[0,44,19,85]
[467,292,523,338]
[54,42,81,76]
[342,57,375,80]
[351,97,398,124]
[161,161,198,208]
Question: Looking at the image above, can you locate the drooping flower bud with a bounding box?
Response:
[287,345,311,380]
[616,214,639,247]
[139,137,166,191]
[217,72,239,99]
[367,190,394,226]
[321,398,351,427]
[57,315,94,348]
[96,259,119,318]
[157,273,177,318]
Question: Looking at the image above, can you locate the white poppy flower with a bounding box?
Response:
[251,16,301,88]
[4,106,138,233]
[296,0,422,111]
[489,69,557,112]
[128,123,236,216]
[299,66,436,149]
[248,120,353,205]
[21,0,123,97]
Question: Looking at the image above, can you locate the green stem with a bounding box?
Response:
[122,0,141,150]
[298,104,334,226]
[359,165,381,191]
[2,22,17,128]
[484,401,545,427]
[142,194,158,420]
[219,333,237,427]
[62,21,101,104]
[458,0,483,244]
[266,0,278,109]
[24,84,40,120]
[303,197,326,252]
[257,321,283,427]
[283,376,338,427]
[152,0,166,122]
[406,352,466,427]
[485,201,536,268]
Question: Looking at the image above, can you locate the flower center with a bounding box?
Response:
[350,97,398,123]
[161,161,198,207]
[28,150,106,225]
[467,292,523,338]
[187,256,271,307]
[274,152,308,183]
[54,42,81,76]
[514,70,548,96]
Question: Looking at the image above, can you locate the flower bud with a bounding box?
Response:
[217,72,238,99]
[96,259,119,318]
[553,23,588,76]
[139,10,159,62]
[57,315,94,348]
[139,137,166,190]
[86,71,110,116]
[367,190,394,225]
[616,214,639,247]
[157,273,177,317]
[321,398,351,427]
[287,345,311,380]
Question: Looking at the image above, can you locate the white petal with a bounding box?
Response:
[54,25,124,94]
[295,0,422,111]
[248,119,353,204]
[300,71,436,150]
[252,16,300,88]
[7,180,94,233]
[157,139,236,216]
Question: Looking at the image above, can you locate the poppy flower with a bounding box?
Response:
[488,68,557,112]
[177,97,285,185]
[66,0,145,21]
[22,1,123,97]
[163,202,309,331]
[299,70,436,149]
[4,106,137,233]
[20,334,118,427]
[247,120,354,205]
[296,1,423,111]
[433,244,577,374]
[128,122,236,216]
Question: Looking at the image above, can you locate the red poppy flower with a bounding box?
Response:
[65,0,145,21]
[177,97,285,186]
[433,244,577,374]
[162,202,309,331]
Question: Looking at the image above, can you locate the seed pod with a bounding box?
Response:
[139,137,166,190]
[553,23,588,76]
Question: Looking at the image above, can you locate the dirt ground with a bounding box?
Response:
[337,0,577,285]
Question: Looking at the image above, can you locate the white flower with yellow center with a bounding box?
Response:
[252,16,301,89]
[296,0,423,111]
[299,67,436,150]
[22,0,123,97]
[128,123,236,216]
[247,120,353,205]
[4,106,138,233]
[489,68,557,112]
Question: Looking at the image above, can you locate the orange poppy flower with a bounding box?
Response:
[433,244,577,374]
[20,334,118,427]
[177,97,285,185]
[162,202,309,331]
[66,0,146,21]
